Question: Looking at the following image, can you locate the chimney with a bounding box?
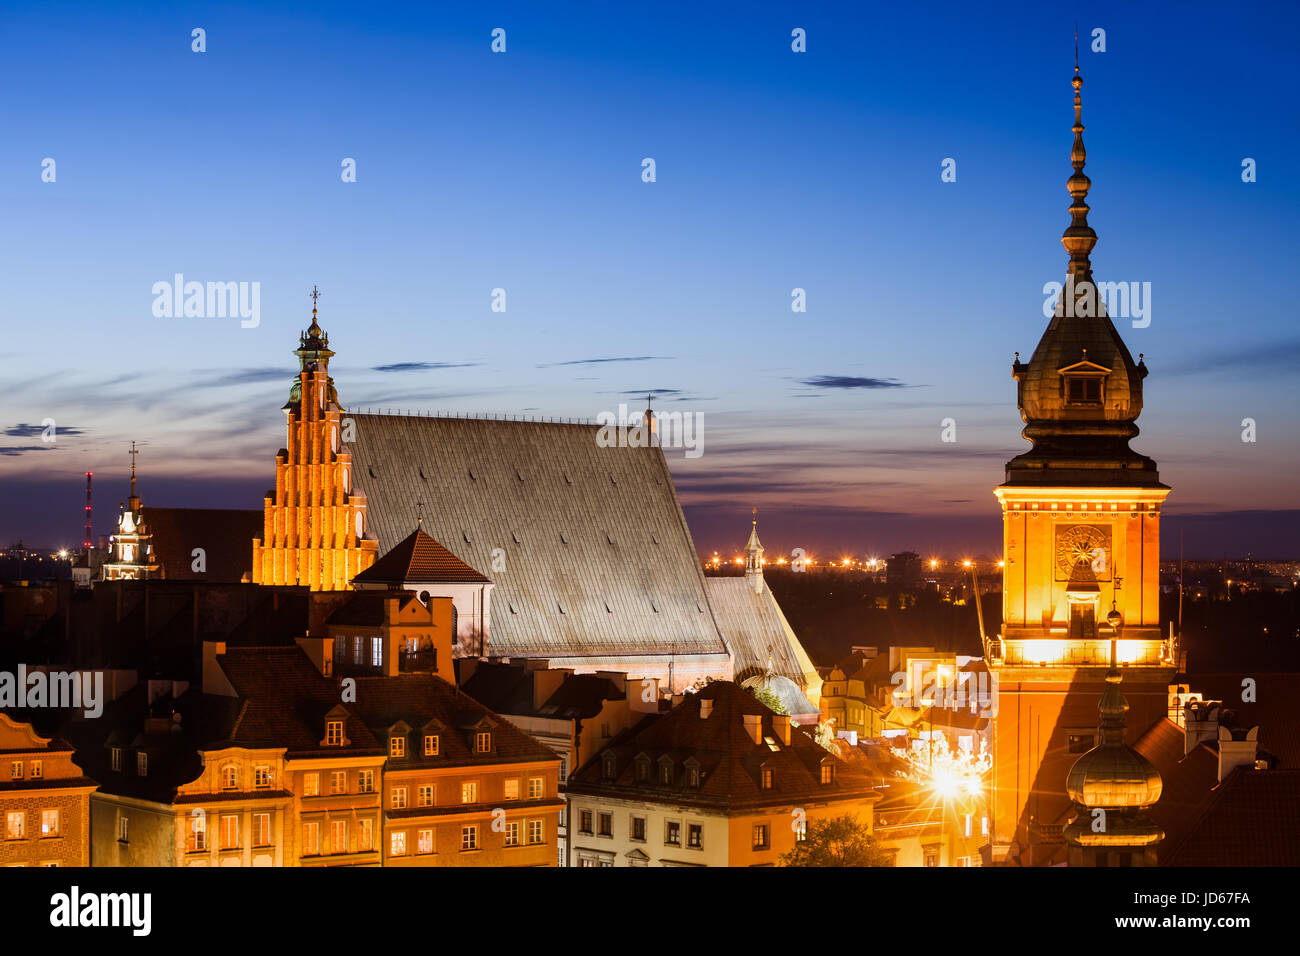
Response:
[743,713,763,745]
[1184,699,1222,754]
[775,716,792,746]
[1217,725,1260,781]
[631,676,660,714]
[699,698,713,720]
[202,641,235,697]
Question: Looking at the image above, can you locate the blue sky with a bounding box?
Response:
[2,0,1297,557]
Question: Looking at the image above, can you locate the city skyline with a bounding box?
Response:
[3,1,1297,558]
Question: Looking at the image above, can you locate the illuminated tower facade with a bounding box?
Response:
[101,442,159,581]
[987,62,1175,865]
[251,291,378,590]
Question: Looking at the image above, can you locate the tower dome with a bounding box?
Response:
[1066,674,1162,808]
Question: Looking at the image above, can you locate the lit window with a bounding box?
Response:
[254,813,271,847]
[303,772,320,797]
[331,771,347,794]
[254,766,273,789]
[9,761,21,780]
[527,819,543,845]
[6,811,25,839]
[391,831,407,856]
[29,761,42,779]
[358,770,374,793]
[760,768,773,789]
[504,779,519,801]
[390,736,406,758]
[687,768,700,787]
[461,825,478,851]
[475,732,492,753]
[371,636,383,668]
[326,720,344,746]
[418,785,434,807]
[302,822,320,855]
[222,766,238,790]
[392,787,407,809]
[220,814,239,850]
[820,763,835,785]
[527,777,544,799]
[358,819,373,851]
[189,813,206,852]
[505,821,520,847]
[752,824,770,850]
[462,781,478,804]
[418,828,434,854]
[424,735,439,756]
[332,818,348,853]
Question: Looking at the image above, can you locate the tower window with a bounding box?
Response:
[1064,375,1103,406]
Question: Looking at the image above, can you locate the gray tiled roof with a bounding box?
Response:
[345,413,729,661]
[706,576,822,693]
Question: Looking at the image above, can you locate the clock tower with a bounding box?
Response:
[987,60,1176,865]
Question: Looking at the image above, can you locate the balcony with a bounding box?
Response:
[399,651,438,673]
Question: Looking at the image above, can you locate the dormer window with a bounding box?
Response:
[1065,375,1102,405]
[137,752,148,777]
[326,720,344,746]
[634,757,649,782]
[603,755,617,780]
[424,735,439,756]
[475,731,492,754]
[1059,360,1109,408]
[820,761,836,785]
[390,736,406,758]
[222,766,238,790]
[111,747,121,772]
[760,767,774,790]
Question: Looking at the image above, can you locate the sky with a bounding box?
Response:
[2,0,1297,559]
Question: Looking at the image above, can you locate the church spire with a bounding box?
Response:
[744,508,765,592]
[1062,41,1097,282]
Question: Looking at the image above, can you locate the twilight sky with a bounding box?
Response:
[2,0,1297,559]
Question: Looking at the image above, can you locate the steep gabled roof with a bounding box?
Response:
[346,414,729,661]
[707,576,821,693]
[352,526,490,586]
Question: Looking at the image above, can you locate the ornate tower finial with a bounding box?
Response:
[128,440,140,505]
[1062,48,1097,281]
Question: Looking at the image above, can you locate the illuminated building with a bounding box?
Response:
[986,60,1175,865]
[100,444,159,582]
[250,295,379,591]
[0,714,97,867]
[564,682,878,866]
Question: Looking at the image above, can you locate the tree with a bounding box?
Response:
[751,686,787,715]
[779,814,890,867]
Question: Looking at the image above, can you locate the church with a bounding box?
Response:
[249,295,821,700]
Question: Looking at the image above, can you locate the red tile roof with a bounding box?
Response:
[352,527,490,586]
[1163,768,1300,866]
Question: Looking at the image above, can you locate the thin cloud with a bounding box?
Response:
[5,424,85,437]
[798,375,913,390]
[539,356,673,368]
[371,362,481,373]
